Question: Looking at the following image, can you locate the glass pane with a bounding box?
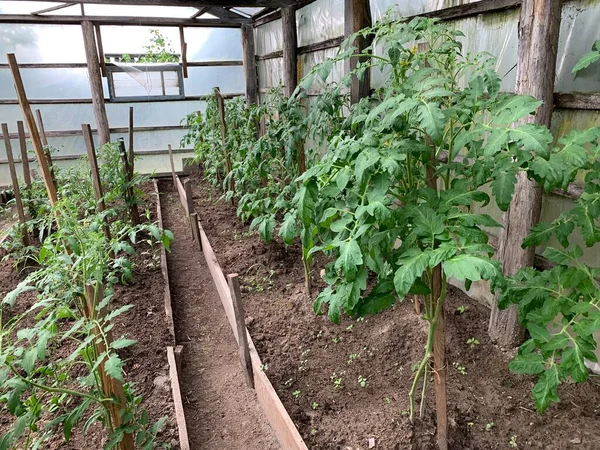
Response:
[0,24,86,63]
[184,66,245,95]
[184,28,242,61]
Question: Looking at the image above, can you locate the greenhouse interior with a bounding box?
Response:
[1,0,600,449]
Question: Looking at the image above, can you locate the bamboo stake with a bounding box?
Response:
[7,53,58,206]
[82,124,111,243]
[16,121,31,189]
[84,283,134,450]
[227,273,254,389]
[2,123,29,247]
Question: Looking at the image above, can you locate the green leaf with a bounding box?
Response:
[443,254,498,282]
[21,348,37,374]
[416,101,445,142]
[104,353,125,383]
[508,352,545,375]
[111,338,137,349]
[279,212,297,246]
[394,249,430,298]
[335,239,363,279]
[259,215,276,243]
[572,48,600,73]
[532,366,560,413]
[511,124,552,158]
[491,165,518,211]
[3,281,36,307]
[412,206,445,239]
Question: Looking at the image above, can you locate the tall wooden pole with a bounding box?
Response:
[489,0,562,348]
[241,23,258,106]
[214,87,234,202]
[128,106,134,172]
[6,53,58,206]
[344,0,372,104]
[35,109,56,181]
[16,121,31,189]
[281,6,298,98]
[81,20,110,146]
[2,123,29,247]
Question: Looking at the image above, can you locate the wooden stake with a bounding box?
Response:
[6,53,58,206]
[179,26,188,78]
[489,0,562,348]
[16,121,31,189]
[2,123,29,247]
[34,109,55,179]
[82,124,111,242]
[227,273,254,389]
[81,21,110,145]
[344,0,373,104]
[281,6,298,98]
[84,283,134,450]
[168,144,177,187]
[190,212,202,250]
[94,23,106,78]
[241,24,258,106]
[214,87,234,203]
[128,106,134,171]
[118,139,139,225]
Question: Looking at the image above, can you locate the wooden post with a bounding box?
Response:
[179,26,188,78]
[214,87,234,203]
[2,123,29,247]
[184,178,194,216]
[84,283,134,450]
[227,273,254,389]
[34,109,55,177]
[16,121,31,189]
[241,24,258,106]
[168,144,177,187]
[190,212,202,250]
[82,124,111,243]
[94,23,106,78]
[281,6,298,98]
[128,106,134,171]
[6,54,58,206]
[118,138,140,225]
[344,0,373,104]
[488,0,562,348]
[81,20,110,146]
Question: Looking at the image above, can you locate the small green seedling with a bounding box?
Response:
[311,429,318,436]
[331,373,343,389]
[466,337,480,348]
[284,378,294,387]
[453,362,467,375]
[509,435,518,448]
[485,422,494,432]
[384,397,391,404]
[358,375,368,388]
[346,324,354,332]
[467,422,474,429]
[456,305,469,315]
[311,402,319,410]
[348,353,360,364]
[292,390,301,399]
[332,336,341,344]
[260,363,269,371]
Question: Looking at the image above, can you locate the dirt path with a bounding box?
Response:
[158,179,280,450]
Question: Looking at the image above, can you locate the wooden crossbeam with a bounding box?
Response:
[31,2,77,15]
[0,14,247,27]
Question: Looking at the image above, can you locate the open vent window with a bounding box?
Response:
[106,63,185,102]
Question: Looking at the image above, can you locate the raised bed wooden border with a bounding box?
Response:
[153,179,191,450]
[171,174,309,450]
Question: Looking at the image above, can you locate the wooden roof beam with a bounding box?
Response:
[31,2,77,15]
[15,0,299,7]
[0,14,246,27]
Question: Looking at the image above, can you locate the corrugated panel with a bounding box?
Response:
[297,0,344,47]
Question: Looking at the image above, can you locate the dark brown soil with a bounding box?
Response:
[157,179,280,450]
[187,173,600,450]
[0,184,179,449]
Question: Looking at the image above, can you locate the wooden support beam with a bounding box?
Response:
[179,27,188,78]
[489,0,562,348]
[34,109,56,181]
[95,23,107,77]
[344,0,372,104]
[227,273,254,389]
[31,2,77,15]
[191,7,210,18]
[0,14,246,27]
[81,21,110,146]
[281,6,298,98]
[16,122,31,189]
[32,0,297,7]
[241,24,258,105]
[118,138,140,225]
[2,123,29,247]
[128,107,134,169]
[6,54,58,206]
[190,212,202,250]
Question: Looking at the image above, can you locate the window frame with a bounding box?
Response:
[106,63,185,102]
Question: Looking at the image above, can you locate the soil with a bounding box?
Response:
[0,183,179,449]
[157,179,280,450]
[186,172,600,450]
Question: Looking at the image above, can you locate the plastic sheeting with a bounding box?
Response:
[297,0,344,47]
[299,47,345,95]
[0,68,99,99]
[184,66,245,95]
[254,19,283,56]
[556,0,600,93]
[257,58,284,89]
[369,0,479,22]
[185,28,243,61]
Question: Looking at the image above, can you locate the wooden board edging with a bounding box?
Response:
[154,179,176,342]
[167,346,191,450]
[172,174,309,450]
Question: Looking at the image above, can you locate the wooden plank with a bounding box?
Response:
[175,173,188,210]
[2,123,29,247]
[40,0,297,7]
[16,121,31,189]
[168,144,177,187]
[31,2,77,15]
[241,23,259,105]
[410,0,521,22]
[489,0,562,348]
[154,179,177,342]
[0,14,246,27]
[344,0,372,104]
[167,347,191,450]
[281,6,298,98]
[183,178,194,216]
[82,124,111,242]
[82,21,111,146]
[95,23,107,78]
[190,212,202,250]
[6,54,58,206]
[179,27,188,78]
[227,273,254,388]
[555,93,600,110]
[0,93,244,105]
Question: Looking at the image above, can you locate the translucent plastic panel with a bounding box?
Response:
[82,5,199,18]
[297,0,344,47]
[257,58,283,89]
[555,0,600,93]
[106,100,207,128]
[114,129,187,151]
[184,66,245,95]
[370,0,480,22]
[111,69,181,98]
[100,26,181,56]
[299,48,345,95]
[185,28,242,61]
[0,68,94,99]
[0,2,55,14]
[0,24,86,63]
[254,19,283,56]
